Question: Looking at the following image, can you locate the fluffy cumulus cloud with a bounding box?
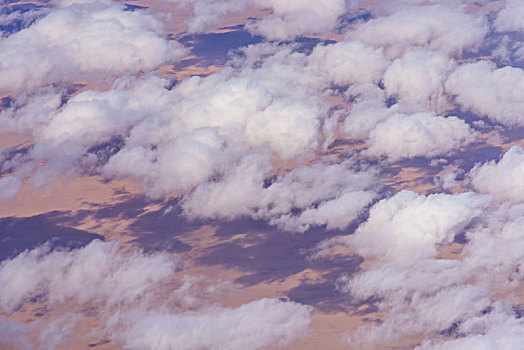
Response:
[0,240,177,313]
[365,112,476,161]
[331,176,524,348]
[346,190,489,261]
[113,298,311,350]
[445,61,524,126]
[246,0,346,40]
[174,0,346,39]
[340,85,393,139]
[0,56,331,192]
[307,41,389,86]
[0,1,186,93]
[182,157,378,232]
[0,240,312,349]
[383,50,456,111]
[468,146,524,202]
[0,86,64,134]
[2,43,390,232]
[494,0,524,33]
[335,195,524,347]
[347,3,488,58]
[97,70,330,197]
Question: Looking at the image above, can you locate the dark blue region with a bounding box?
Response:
[127,197,199,253]
[336,9,372,33]
[0,96,12,109]
[445,108,503,131]
[286,36,337,54]
[86,135,125,167]
[0,3,48,35]
[0,145,31,175]
[123,3,148,11]
[0,213,104,261]
[176,26,339,67]
[463,31,524,69]
[177,28,265,66]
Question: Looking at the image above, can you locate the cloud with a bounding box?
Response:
[182,156,378,232]
[307,41,389,86]
[112,298,311,350]
[340,87,394,139]
[0,176,22,202]
[346,190,489,261]
[338,199,524,346]
[494,0,524,33]
[175,0,346,40]
[0,1,186,93]
[383,50,456,111]
[0,86,64,134]
[445,61,524,126]
[365,112,476,161]
[0,240,178,313]
[434,166,463,192]
[0,4,49,36]
[246,0,346,40]
[0,240,312,349]
[0,318,29,349]
[336,185,524,348]
[347,3,488,58]
[468,146,524,202]
[5,44,362,205]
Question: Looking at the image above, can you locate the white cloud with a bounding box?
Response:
[365,112,476,161]
[341,88,394,139]
[112,298,311,350]
[246,0,346,40]
[337,188,524,347]
[0,240,178,313]
[383,50,456,111]
[0,239,312,349]
[175,0,346,40]
[494,0,524,33]
[434,166,463,192]
[346,191,489,261]
[307,41,389,86]
[468,146,524,202]
[348,4,488,58]
[445,61,524,126]
[0,1,186,93]
[8,44,349,198]
[0,86,63,135]
[182,157,378,232]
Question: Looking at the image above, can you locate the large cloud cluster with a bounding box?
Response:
[325,146,524,348]
[182,157,378,232]
[346,190,489,261]
[0,1,186,93]
[172,0,346,40]
[365,112,476,161]
[468,146,524,202]
[0,240,312,349]
[445,61,524,127]
[114,298,311,350]
[494,0,524,33]
[1,39,394,231]
[347,3,488,58]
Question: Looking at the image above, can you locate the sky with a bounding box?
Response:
[0,0,524,349]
